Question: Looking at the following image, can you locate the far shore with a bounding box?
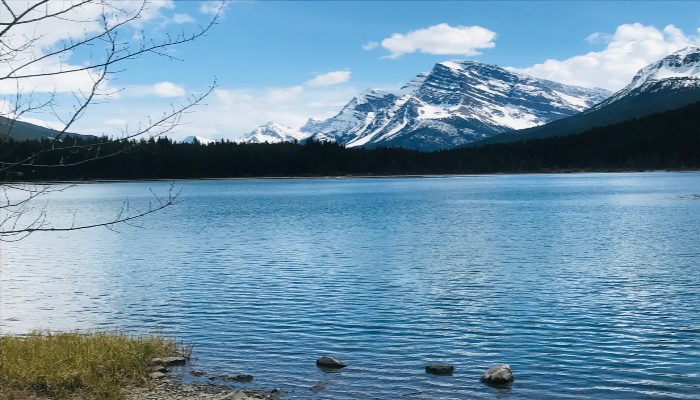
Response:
[10,168,700,185]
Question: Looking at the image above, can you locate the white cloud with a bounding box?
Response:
[305,71,351,87]
[135,0,176,23]
[514,23,699,90]
[78,84,360,141]
[65,62,359,141]
[378,23,496,59]
[0,0,178,96]
[362,41,379,50]
[199,1,226,16]
[124,82,186,97]
[264,85,304,103]
[172,13,195,24]
[152,82,186,97]
[215,89,253,104]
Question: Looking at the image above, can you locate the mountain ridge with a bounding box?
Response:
[302,60,610,150]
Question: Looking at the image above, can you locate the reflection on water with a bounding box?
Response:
[1,172,699,399]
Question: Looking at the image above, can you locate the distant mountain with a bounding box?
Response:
[238,121,309,144]
[0,116,90,141]
[486,47,700,144]
[303,60,610,150]
[182,135,216,144]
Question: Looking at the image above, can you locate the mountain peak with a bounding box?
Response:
[259,121,285,129]
[595,47,700,108]
[635,46,700,81]
[437,59,484,70]
[240,121,309,144]
[669,46,700,58]
[182,135,215,144]
[304,59,610,150]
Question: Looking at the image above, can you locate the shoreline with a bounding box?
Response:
[8,168,700,185]
[0,331,284,400]
[125,377,282,400]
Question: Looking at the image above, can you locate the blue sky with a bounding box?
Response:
[8,1,700,139]
[154,1,700,87]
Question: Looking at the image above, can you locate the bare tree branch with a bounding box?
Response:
[0,0,223,240]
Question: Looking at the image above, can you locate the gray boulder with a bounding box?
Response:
[316,356,347,369]
[481,364,513,385]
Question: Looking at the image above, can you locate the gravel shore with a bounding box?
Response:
[124,377,283,400]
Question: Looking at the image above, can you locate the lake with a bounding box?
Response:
[1,173,699,399]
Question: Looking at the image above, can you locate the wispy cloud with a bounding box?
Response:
[362,41,379,50]
[264,85,304,103]
[305,71,351,87]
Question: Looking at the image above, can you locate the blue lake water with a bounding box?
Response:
[1,173,699,399]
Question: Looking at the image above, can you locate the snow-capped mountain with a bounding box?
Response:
[239,121,309,144]
[594,46,700,109]
[182,135,215,144]
[304,60,610,150]
[485,47,700,144]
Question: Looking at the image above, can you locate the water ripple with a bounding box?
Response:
[1,172,699,399]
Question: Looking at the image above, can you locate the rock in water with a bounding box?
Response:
[209,373,255,383]
[309,381,326,393]
[425,364,454,375]
[190,369,205,377]
[316,356,347,369]
[228,374,254,383]
[481,364,513,385]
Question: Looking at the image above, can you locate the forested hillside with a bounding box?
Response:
[2,100,699,181]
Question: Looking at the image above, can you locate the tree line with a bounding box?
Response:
[3,100,699,181]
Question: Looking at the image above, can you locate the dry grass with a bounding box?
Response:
[0,331,186,399]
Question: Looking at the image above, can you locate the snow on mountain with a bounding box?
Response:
[594,46,700,109]
[182,135,215,144]
[239,121,309,144]
[304,60,611,150]
[484,47,700,145]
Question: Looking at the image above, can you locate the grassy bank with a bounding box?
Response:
[0,331,185,399]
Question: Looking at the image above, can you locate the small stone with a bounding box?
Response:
[316,356,347,369]
[309,381,326,393]
[152,365,168,373]
[213,373,254,383]
[190,369,205,376]
[149,371,167,379]
[481,364,514,385]
[425,364,454,375]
